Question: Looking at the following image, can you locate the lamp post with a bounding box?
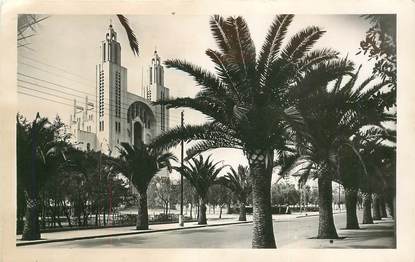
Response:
[107,171,113,226]
[179,110,184,226]
[338,183,341,212]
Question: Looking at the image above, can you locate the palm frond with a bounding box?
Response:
[154,96,228,123]
[209,15,231,53]
[116,15,139,56]
[164,59,227,98]
[185,139,243,160]
[224,16,256,78]
[150,122,235,152]
[281,26,325,63]
[205,49,240,100]
[257,14,294,76]
[297,48,339,72]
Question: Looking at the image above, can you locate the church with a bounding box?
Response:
[69,23,169,156]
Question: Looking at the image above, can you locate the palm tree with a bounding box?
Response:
[150,14,342,248]
[174,155,225,224]
[352,127,395,222]
[17,113,67,240]
[292,67,394,238]
[113,142,176,230]
[218,165,252,221]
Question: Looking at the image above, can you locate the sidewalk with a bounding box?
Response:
[282,217,396,249]
[16,217,252,246]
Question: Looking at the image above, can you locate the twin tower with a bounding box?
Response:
[70,23,170,156]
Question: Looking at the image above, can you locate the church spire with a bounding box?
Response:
[101,22,121,65]
[106,22,117,41]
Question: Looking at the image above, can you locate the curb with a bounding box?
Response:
[295,213,319,218]
[296,211,345,219]
[16,220,252,246]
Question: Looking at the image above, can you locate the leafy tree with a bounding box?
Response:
[174,155,225,224]
[271,183,300,206]
[358,15,396,109]
[151,14,340,248]
[153,176,176,215]
[217,165,252,221]
[17,113,68,240]
[207,184,232,218]
[182,179,198,218]
[113,142,177,229]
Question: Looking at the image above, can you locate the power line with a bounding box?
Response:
[17,89,182,128]
[19,54,95,84]
[18,61,96,90]
[18,72,96,97]
[17,73,182,122]
[18,79,182,122]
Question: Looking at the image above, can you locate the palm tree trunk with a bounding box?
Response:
[380,196,387,218]
[239,199,247,221]
[61,200,72,227]
[136,191,149,230]
[362,192,373,224]
[22,192,40,240]
[317,178,338,239]
[345,188,359,229]
[227,202,231,214]
[250,150,276,248]
[198,197,207,225]
[372,193,381,220]
[386,196,394,218]
[219,205,223,219]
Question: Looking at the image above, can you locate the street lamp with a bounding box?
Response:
[179,110,184,227]
[107,170,114,226]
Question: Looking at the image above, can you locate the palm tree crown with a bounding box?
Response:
[115,142,177,193]
[150,14,346,159]
[174,155,225,200]
[293,68,394,184]
[218,165,251,200]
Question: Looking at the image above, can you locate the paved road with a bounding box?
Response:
[26,212,350,248]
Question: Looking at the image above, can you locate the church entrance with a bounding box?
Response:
[133,122,143,146]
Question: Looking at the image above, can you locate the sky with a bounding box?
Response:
[17,14,376,182]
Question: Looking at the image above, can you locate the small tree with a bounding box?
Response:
[174,155,225,224]
[218,165,252,221]
[153,176,175,215]
[207,184,232,218]
[113,142,176,230]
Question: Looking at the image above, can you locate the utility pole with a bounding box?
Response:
[338,183,341,212]
[98,147,102,225]
[179,110,185,227]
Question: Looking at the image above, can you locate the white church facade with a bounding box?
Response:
[69,23,169,156]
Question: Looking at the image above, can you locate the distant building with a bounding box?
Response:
[69,23,169,157]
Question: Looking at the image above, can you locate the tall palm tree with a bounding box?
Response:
[218,165,252,221]
[150,14,343,248]
[113,142,176,230]
[17,113,67,240]
[351,127,395,222]
[174,155,225,225]
[337,125,394,228]
[292,67,394,238]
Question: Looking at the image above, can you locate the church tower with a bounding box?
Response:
[147,50,169,133]
[96,23,128,155]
